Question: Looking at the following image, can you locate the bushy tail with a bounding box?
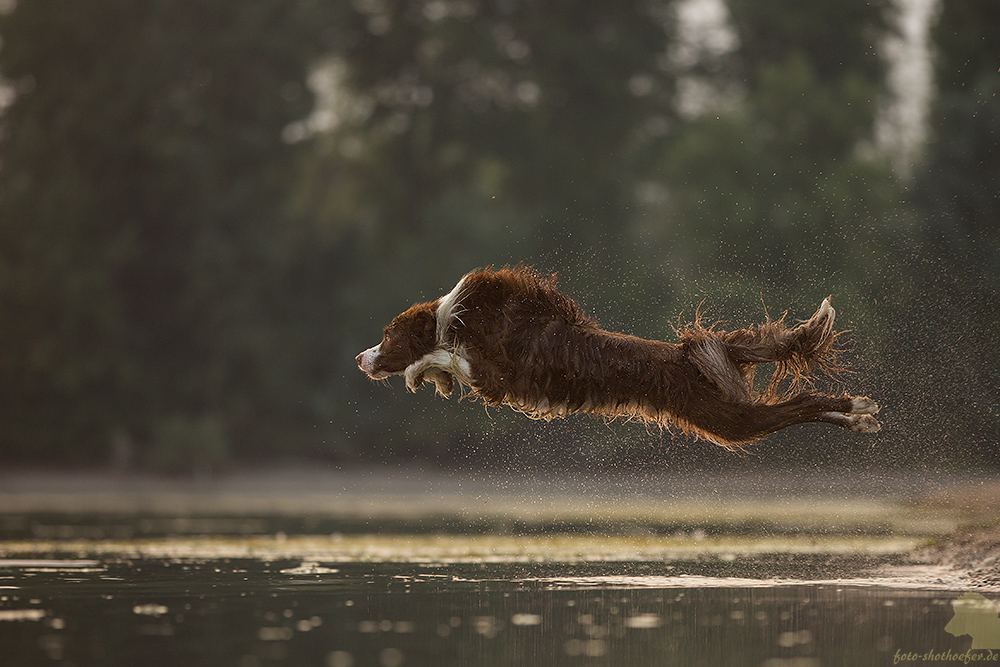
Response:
[761,297,846,400]
[679,297,848,404]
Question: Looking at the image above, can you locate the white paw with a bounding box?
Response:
[848,413,881,433]
[850,396,880,414]
[405,371,424,393]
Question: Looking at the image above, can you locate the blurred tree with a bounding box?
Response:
[659,53,898,277]
[898,0,1000,464]
[727,0,887,85]
[295,0,679,260]
[0,0,326,467]
[915,0,1000,245]
[646,0,896,277]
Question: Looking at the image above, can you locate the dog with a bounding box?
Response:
[356,265,880,446]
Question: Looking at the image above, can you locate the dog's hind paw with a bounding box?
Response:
[848,414,881,433]
[849,396,880,414]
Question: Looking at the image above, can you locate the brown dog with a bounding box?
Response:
[357,266,880,446]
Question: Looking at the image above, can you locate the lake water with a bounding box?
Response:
[0,535,987,667]
[0,470,995,666]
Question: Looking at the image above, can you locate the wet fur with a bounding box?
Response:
[356,266,880,447]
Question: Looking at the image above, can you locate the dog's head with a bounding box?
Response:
[356,302,438,380]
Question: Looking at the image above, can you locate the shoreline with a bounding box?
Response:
[0,466,997,589]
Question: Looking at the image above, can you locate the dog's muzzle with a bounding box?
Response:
[356,345,389,379]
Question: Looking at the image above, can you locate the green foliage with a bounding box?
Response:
[915,0,1000,245]
[726,0,888,85]
[0,0,326,463]
[897,0,1000,462]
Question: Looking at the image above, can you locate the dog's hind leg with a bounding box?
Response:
[698,392,881,443]
[685,335,754,403]
[770,392,880,435]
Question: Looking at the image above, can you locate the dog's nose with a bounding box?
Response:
[355,352,364,368]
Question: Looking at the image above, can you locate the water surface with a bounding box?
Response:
[0,469,992,666]
[0,535,984,667]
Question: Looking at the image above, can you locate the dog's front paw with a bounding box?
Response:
[405,371,424,393]
[426,369,455,397]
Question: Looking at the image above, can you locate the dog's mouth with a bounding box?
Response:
[364,369,391,380]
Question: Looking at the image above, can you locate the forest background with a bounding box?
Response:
[0,0,996,473]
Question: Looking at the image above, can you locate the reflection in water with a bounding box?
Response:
[0,555,984,666]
